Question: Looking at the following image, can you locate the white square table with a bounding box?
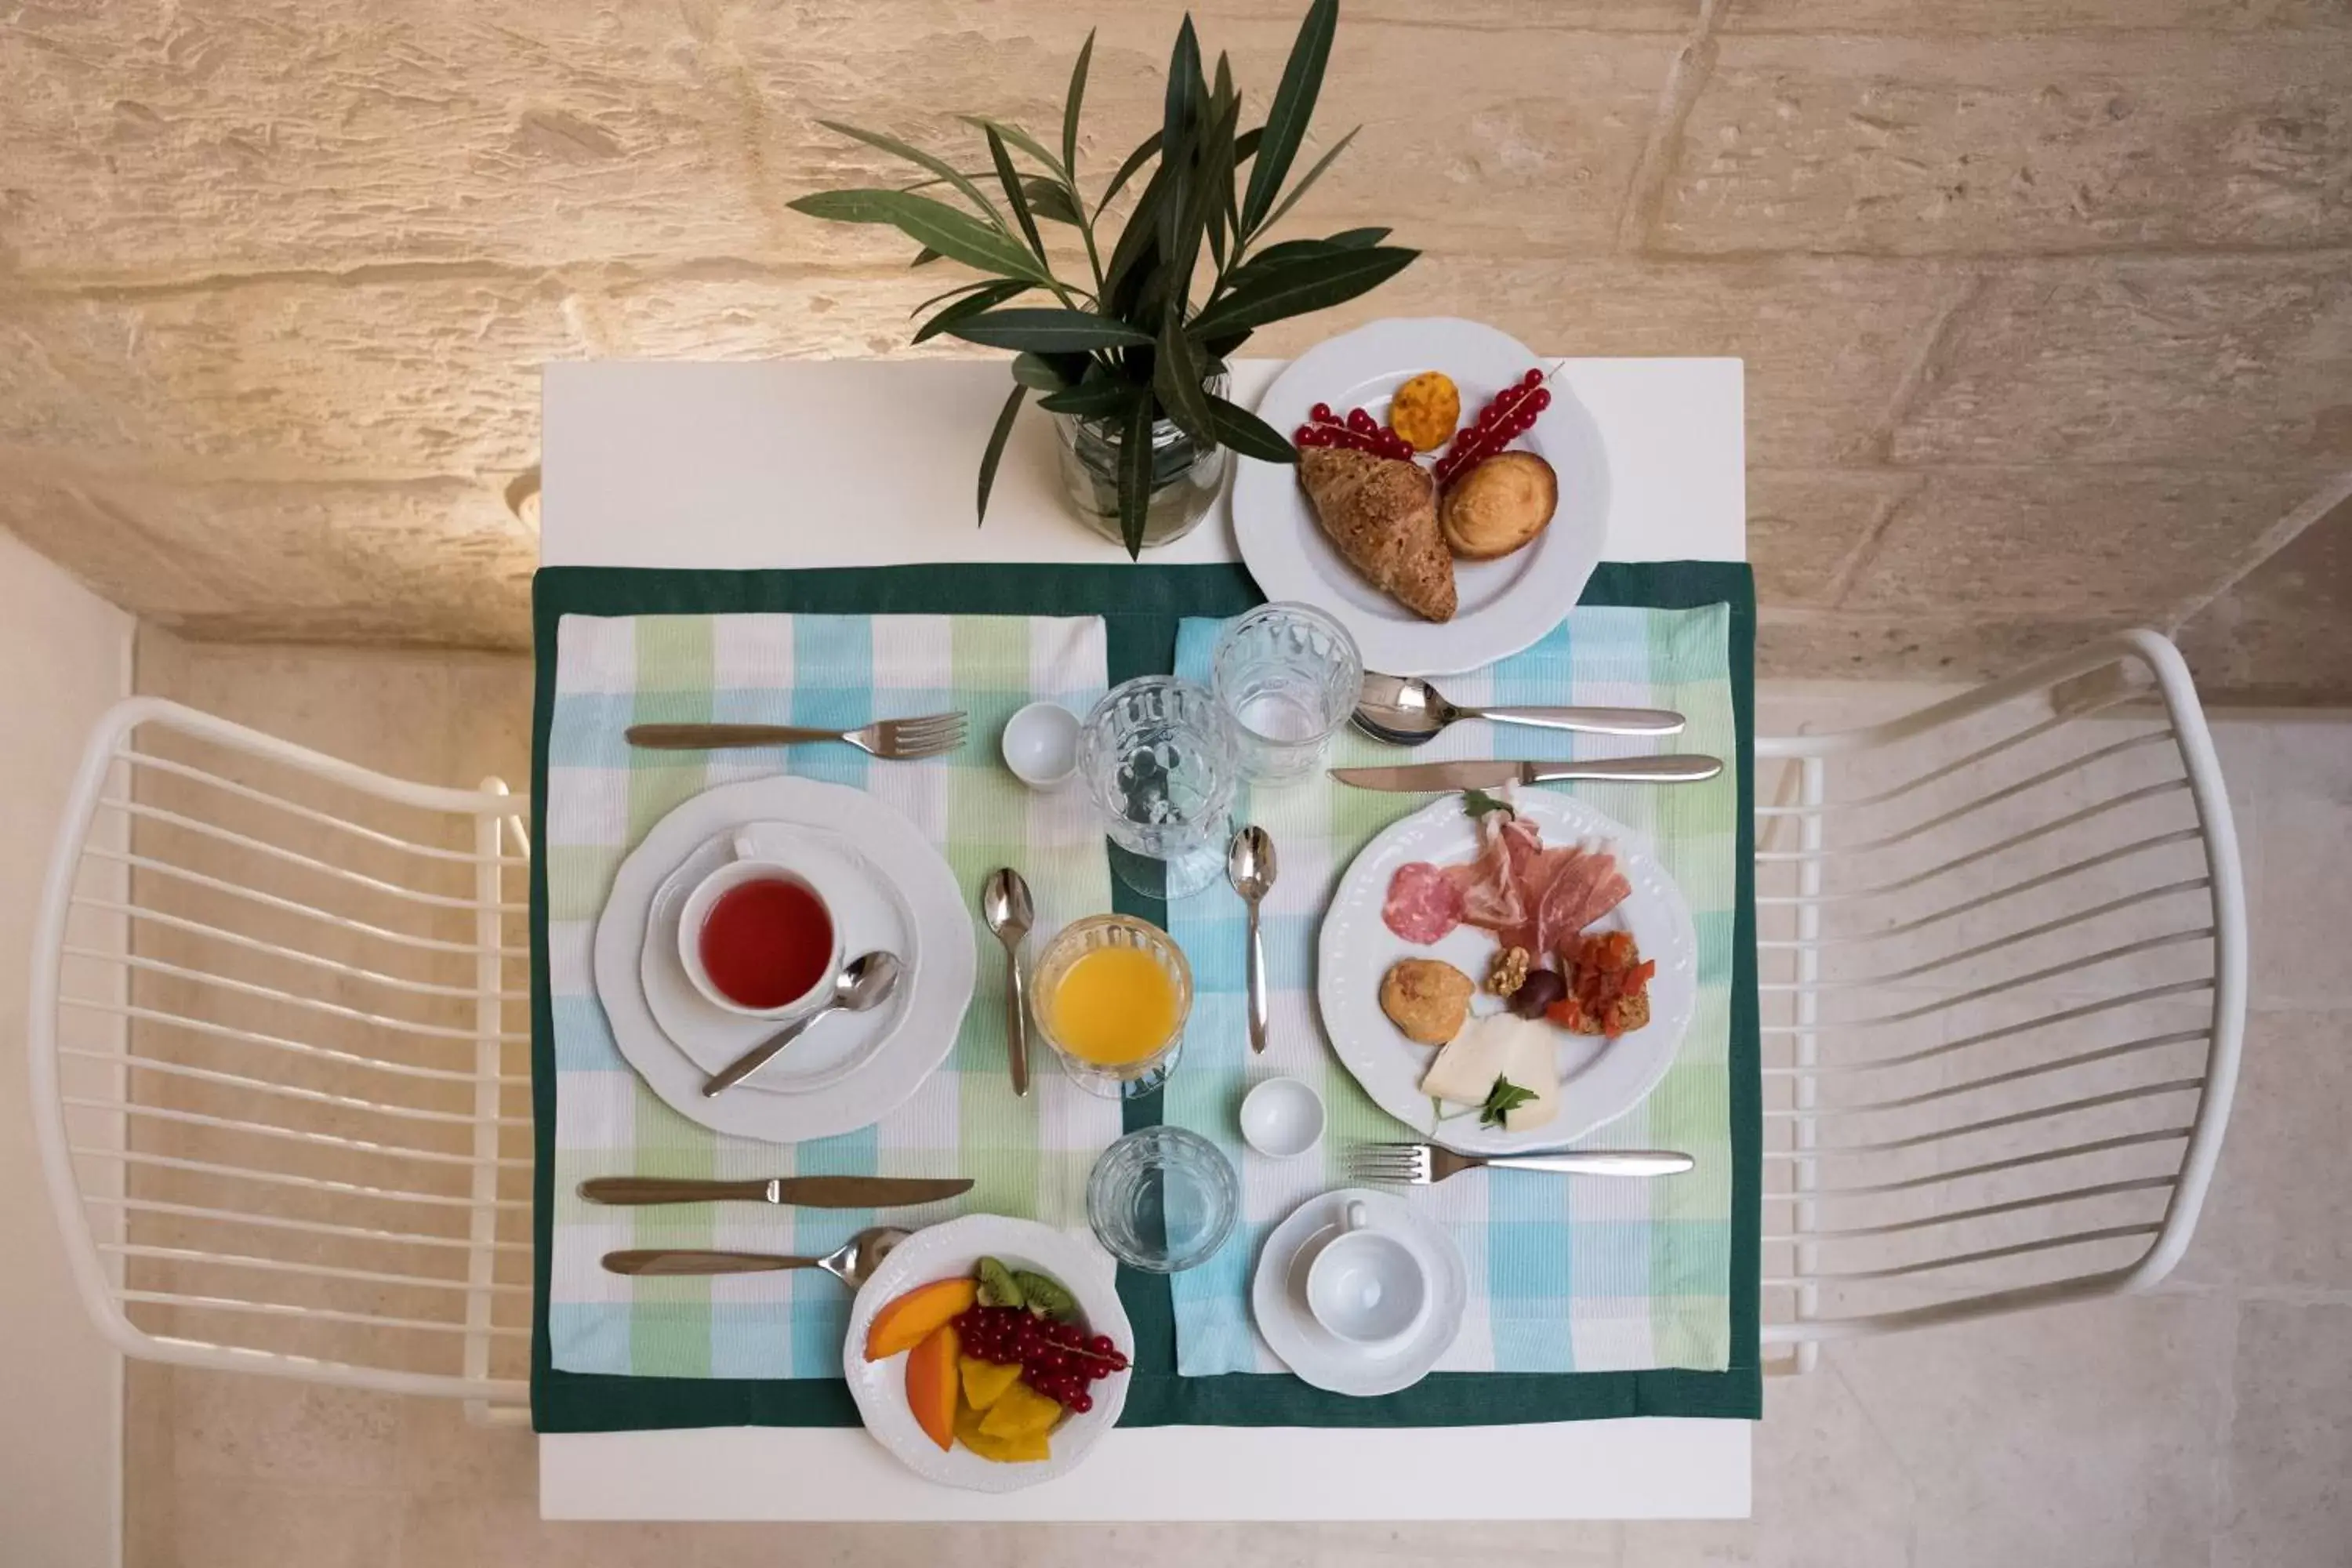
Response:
[536,355,1751,1521]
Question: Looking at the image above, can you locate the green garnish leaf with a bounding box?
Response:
[1478,1075,1538,1129]
[976,1256,1025,1308]
[1462,787,1515,822]
[1013,1270,1080,1322]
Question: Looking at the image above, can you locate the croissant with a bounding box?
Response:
[1297,448,1457,622]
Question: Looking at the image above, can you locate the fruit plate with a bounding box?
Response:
[1316,790,1697,1154]
[1231,317,1610,677]
[843,1215,1132,1494]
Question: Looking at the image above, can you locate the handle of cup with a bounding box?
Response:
[731,833,760,859]
[1344,1200,1369,1232]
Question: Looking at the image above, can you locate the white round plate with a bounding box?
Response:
[592,777,975,1144]
[1316,792,1697,1154]
[1250,1187,1465,1397]
[640,822,916,1097]
[844,1214,1131,1494]
[1231,317,1610,677]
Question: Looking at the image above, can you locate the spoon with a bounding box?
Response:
[601,1225,912,1283]
[700,951,902,1098]
[981,867,1035,1098]
[1226,825,1277,1055]
[1352,672,1686,747]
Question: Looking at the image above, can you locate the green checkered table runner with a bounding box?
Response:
[1166,605,1740,1376]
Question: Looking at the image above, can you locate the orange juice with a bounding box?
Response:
[1045,946,1181,1065]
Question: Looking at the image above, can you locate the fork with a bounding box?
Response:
[1351,1142,1695,1185]
[626,712,969,760]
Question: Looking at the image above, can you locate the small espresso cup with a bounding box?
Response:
[676,835,844,1019]
[1302,1200,1431,1352]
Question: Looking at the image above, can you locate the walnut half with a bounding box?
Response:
[1487,946,1532,998]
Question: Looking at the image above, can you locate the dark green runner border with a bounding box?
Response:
[531,561,1759,1432]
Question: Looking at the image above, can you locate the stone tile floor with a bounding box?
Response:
[118,637,2352,1568]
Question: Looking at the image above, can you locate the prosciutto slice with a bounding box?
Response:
[1535,845,1633,960]
[1382,861,1465,944]
[1443,811,1528,931]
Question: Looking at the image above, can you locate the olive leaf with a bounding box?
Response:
[818,121,1006,228]
[911,279,1031,343]
[1186,244,1416,339]
[786,189,1047,282]
[975,383,1026,526]
[1242,0,1338,232]
[1206,393,1298,465]
[1116,390,1156,558]
[1062,30,1094,174]
[985,125,1046,264]
[946,307,1153,353]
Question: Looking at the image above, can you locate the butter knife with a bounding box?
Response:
[1330,756,1724,791]
[577,1175,971,1208]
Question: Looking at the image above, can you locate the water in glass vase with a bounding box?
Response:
[1050,375,1232,550]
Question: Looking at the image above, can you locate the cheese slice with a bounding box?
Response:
[1418,1011,1515,1105]
[1417,1013,1562,1132]
[1498,1018,1561,1132]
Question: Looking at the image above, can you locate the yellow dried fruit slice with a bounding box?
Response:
[956,1405,1051,1463]
[1388,371,1461,453]
[959,1355,1023,1412]
[978,1379,1063,1439]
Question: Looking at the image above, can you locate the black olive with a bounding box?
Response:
[1508,967,1567,1019]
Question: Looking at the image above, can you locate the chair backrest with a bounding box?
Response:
[1755,630,2245,1367]
[26,697,531,1406]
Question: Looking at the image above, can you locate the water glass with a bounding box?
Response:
[1078,676,1238,899]
[1029,914,1192,1100]
[1086,1126,1240,1273]
[1210,602,1364,783]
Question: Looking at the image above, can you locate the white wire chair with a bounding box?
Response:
[25,696,532,1414]
[1756,630,2245,1369]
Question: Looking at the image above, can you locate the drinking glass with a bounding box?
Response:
[1078,676,1237,899]
[1029,914,1192,1099]
[1210,602,1364,783]
[1086,1126,1240,1272]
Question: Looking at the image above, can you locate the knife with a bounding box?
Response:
[1330,756,1725,791]
[577,1175,972,1208]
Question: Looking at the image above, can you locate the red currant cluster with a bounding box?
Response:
[1433,369,1552,485]
[1293,402,1414,461]
[952,1305,1130,1414]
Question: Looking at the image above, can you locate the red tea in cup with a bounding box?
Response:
[696,877,833,1010]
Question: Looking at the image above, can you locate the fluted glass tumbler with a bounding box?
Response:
[1210,601,1364,783]
[1078,676,1237,900]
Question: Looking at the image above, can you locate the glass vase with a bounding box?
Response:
[1050,374,1231,550]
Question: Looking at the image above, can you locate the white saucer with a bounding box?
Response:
[592,776,976,1144]
[1250,1187,1467,1397]
[641,822,915,1097]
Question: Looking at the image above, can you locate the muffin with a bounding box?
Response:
[1439,451,1557,560]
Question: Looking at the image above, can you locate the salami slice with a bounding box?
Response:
[1382,861,1465,944]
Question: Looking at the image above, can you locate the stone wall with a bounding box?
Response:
[2,1,2348,691]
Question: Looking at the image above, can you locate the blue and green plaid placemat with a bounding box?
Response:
[1166,604,1740,1376]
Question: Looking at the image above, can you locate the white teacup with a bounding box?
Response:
[676,834,845,1019]
[1302,1200,1430,1352]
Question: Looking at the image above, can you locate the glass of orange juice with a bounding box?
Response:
[1030,914,1192,1099]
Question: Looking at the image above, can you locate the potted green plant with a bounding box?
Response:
[788,0,1415,555]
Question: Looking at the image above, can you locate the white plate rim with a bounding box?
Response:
[1315,791,1698,1154]
[591,776,976,1144]
[1231,316,1609,677]
[1249,1187,1466,1397]
[842,1214,1131,1493]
